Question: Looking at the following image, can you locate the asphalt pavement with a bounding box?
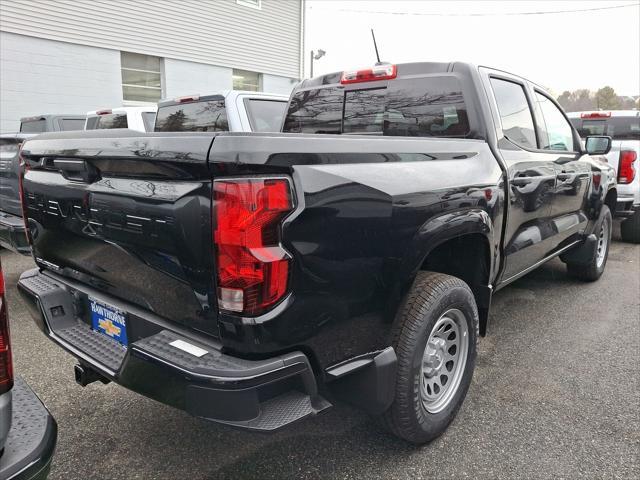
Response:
[3,226,639,480]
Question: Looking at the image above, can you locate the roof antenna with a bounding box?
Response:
[371,29,382,65]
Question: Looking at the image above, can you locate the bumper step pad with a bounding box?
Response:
[226,390,330,432]
[18,268,332,432]
[134,330,284,378]
[0,377,57,480]
[57,323,126,373]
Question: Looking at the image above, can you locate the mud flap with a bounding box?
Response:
[326,347,397,415]
[560,234,597,265]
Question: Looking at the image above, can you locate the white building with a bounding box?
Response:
[0,0,304,132]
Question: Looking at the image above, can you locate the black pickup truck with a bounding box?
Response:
[17,62,616,443]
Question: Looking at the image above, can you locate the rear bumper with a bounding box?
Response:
[17,268,330,432]
[0,211,30,255]
[0,377,57,480]
[615,195,640,218]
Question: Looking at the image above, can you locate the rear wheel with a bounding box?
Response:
[566,205,612,281]
[380,272,478,444]
[621,210,640,244]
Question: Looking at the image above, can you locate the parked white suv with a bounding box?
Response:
[85,106,158,132]
[569,110,640,243]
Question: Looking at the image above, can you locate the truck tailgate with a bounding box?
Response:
[20,131,219,336]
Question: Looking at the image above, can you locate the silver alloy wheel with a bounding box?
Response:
[420,308,469,414]
[596,220,609,268]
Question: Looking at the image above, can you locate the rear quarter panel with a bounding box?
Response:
[210,134,504,368]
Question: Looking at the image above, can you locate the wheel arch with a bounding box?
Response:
[392,209,495,336]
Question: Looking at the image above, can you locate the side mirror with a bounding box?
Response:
[584,135,612,155]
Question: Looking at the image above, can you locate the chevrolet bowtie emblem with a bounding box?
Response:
[98,318,121,337]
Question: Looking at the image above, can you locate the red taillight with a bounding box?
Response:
[0,263,13,395]
[213,178,293,315]
[341,64,397,84]
[96,109,112,115]
[618,150,637,184]
[580,112,611,119]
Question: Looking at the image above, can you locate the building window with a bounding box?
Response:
[233,69,262,91]
[236,0,261,9]
[121,52,162,103]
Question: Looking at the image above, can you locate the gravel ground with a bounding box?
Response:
[3,226,639,480]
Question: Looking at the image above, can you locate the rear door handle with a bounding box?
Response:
[511,177,532,186]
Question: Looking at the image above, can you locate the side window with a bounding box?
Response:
[490,78,537,150]
[535,92,574,151]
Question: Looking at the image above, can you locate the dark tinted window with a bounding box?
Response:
[572,119,605,136]
[343,88,385,134]
[60,119,85,131]
[570,116,640,140]
[385,77,469,137]
[245,99,287,132]
[283,76,470,138]
[142,112,156,132]
[20,120,46,133]
[155,100,228,132]
[490,78,537,149]
[92,114,128,129]
[283,88,343,134]
[85,117,98,129]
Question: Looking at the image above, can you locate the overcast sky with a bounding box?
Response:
[305,1,640,96]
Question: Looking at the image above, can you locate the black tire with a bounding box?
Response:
[380,271,478,444]
[567,205,612,281]
[621,210,640,244]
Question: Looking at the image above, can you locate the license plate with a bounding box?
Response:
[89,297,128,346]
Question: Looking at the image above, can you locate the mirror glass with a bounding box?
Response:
[585,136,611,155]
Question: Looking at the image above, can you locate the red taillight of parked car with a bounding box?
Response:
[213,178,293,315]
[618,150,637,184]
[0,263,13,395]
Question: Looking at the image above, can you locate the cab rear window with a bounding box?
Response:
[20,120,46,133]
[154,100,228,132]
[283,76,470,138]
[86,114,128,130]
[60,119,85,131]
[571,117,640,140]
